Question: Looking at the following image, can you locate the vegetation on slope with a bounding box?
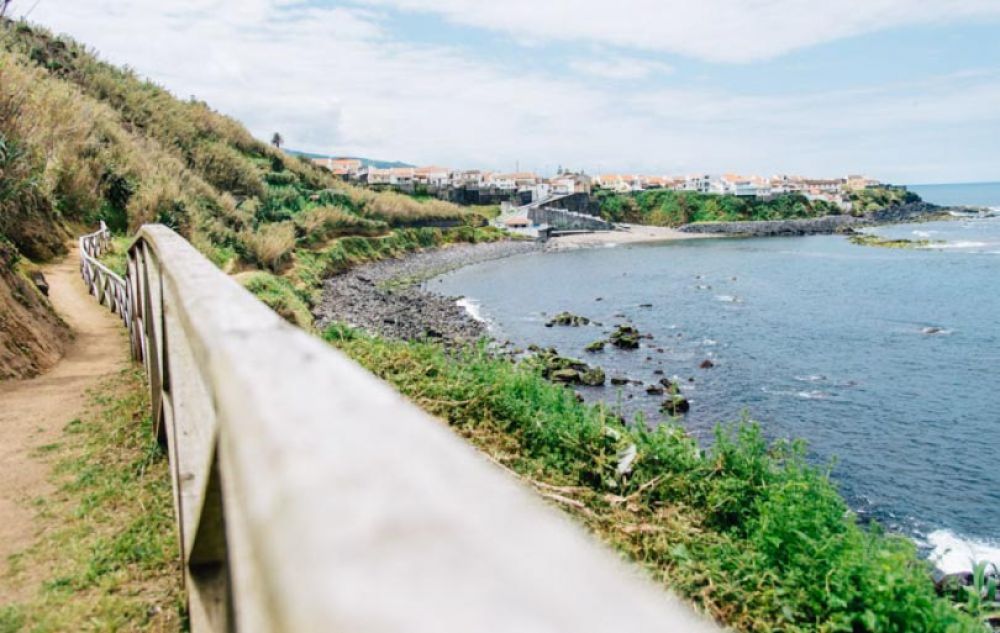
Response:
[0,19,500,339]
[848,187,921,216]
[1,368,182,632]
[595,189,844,227]
[323,325,984,633]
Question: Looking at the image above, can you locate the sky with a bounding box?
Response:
[16,0,1000,183]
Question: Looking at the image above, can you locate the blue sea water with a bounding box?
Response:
[908,181,1000,208]
[433,186,1000,573]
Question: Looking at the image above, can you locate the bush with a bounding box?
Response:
[595,190,842,227]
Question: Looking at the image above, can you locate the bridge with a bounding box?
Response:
[78,222,719,633]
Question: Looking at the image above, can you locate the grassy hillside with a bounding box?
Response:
[595,189,844,226]
[0,19,501,348]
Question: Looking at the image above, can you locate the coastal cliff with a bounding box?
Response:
[678,201,950,237]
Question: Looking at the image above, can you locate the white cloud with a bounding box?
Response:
[570,56,673,80]
[18,1,1000,182]
[353,0,1000,63]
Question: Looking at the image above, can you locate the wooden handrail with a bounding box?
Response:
[78,223,720,633]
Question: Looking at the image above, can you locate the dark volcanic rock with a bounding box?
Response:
[585,339,606,353]
[679,215,860,236]
[661,394,690,415]
[700,359,716,369]
[314,241,539,344]
[538,351,606,387]
[547,311,591,327]
[609,324,641,349]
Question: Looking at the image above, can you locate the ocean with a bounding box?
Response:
[908,181,1000,209]
[433,183,1000,574]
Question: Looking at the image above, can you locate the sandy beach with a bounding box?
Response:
[545,225,713,250]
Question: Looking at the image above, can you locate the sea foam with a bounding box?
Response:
[456,298,486,323]
[926,530,1000,575]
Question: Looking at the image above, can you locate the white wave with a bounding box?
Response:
[923,240,990,250]
[761,386,829,400]
[796,390,830,400]
[701,338,718,346]
[696,284,712,290]
[912,230,935,238]
[927,530,1000,575]
[794,374,827,383]
[920,326,952,336]
[715,294,741,303]
[456,298,486,323]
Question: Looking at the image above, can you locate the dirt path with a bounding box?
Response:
[0,247,128,601]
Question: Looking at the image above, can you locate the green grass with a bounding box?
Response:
[240,270,314,330]
[323,324,983,633]
[2,368,183,632]
[96,235,132,276]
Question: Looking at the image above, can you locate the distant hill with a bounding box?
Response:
[285,149,414,170]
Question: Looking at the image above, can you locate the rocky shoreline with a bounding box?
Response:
[678,201,954,237]
[315,203,962,344]
[314,240,540,343]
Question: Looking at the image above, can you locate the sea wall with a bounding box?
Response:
[529,207,614,231]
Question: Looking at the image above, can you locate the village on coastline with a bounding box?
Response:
[310,156,882,212]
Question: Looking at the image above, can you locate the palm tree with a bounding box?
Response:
[271,132,283,149]
[0,0,12,19]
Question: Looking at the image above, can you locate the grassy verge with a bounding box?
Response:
[1,368,183,633]
[323,324,982,633]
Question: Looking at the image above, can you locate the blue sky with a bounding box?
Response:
[23,0,1000,182]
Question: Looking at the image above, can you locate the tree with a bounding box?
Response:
[0,0,12,19]
[270,132,283,149]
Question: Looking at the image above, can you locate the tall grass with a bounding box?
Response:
[239,222,296,271]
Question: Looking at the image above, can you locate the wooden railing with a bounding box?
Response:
[79,223,720,633]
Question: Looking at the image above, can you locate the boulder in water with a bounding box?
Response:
[547,311,591,327]
[610,324,641,349]
[585,339,606,353]
[661,394,690,415]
